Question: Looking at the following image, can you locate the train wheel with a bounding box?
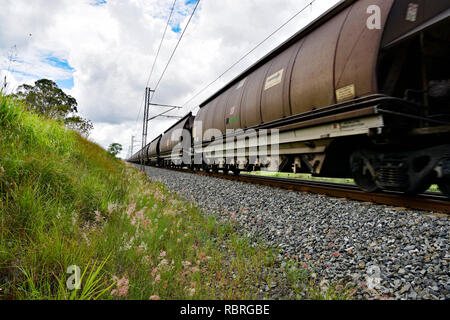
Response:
[406,176,433,196]
[438,178,450,198]
[350,152,380,193]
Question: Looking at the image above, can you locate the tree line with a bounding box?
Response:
[8,78,123,157]
[12,79,93,137]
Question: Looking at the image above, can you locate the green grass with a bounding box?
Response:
[0,92,354,300]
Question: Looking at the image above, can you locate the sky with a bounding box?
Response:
[0,0,340,159]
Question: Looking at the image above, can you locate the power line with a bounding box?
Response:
[134,0,178,133]
[146,0,178,90]
[151,0,201,99]
[136,0,319,150]
[183,0,316,112]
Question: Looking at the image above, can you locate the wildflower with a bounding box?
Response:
[190,282,197,288]
[155,275,161,282]
[149,295,160,300]
[159,251,166,258]
[188,288,195,297]
[107,202,117,213]
[0,167,4,175]
[151,268,158,276]
[191,266,200,273]
[119,235,134,251]
[177,238,181,243]
[81,232,90,245]
[159,259,168,267]
[111,276,130,298]
[137,242,148,253]
[143,218,152,228]
[126,203,136,217]
[181,261,192,268]
[71,212,78,226]
[94,210,102,223]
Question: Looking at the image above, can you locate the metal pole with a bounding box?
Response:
[139,87,182,171]
[130,135,135,159]
[141,87,155,171]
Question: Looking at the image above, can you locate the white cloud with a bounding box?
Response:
[1,0,339,158]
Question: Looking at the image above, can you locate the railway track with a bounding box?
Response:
[143,165,450,214]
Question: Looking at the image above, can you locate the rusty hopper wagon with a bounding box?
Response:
[130,0,450,198]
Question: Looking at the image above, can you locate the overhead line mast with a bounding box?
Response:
[139,0,201,167]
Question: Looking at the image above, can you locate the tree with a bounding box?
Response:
[64,116,94,137]
[15,79,78,119]
[108,143,123,157]
[14,79,93,136]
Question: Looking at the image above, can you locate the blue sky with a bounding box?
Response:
[91,0,107,6]
[169,0,199,33]
[3,0,198,91]
[43,56,75,89]
[4,55,75,90]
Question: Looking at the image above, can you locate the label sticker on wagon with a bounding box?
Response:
[406,3,419,22]
[264,69,284,91]
[336,84,355,102]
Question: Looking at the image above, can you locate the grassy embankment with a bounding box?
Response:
[0,93,354,300]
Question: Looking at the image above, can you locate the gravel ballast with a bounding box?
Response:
[142,166,449,300]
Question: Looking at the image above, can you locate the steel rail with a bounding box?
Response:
[144,165,450,214]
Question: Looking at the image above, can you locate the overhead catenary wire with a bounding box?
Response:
[134,0,178,134]
[183,0,316,112]
[133,0,201,156]
[151,0,201,98]
[134,0,319,155]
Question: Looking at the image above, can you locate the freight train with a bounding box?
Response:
[129,0,450,198]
